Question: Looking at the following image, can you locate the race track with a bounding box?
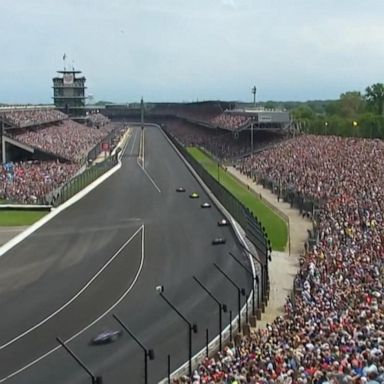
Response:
[0,125,252,383]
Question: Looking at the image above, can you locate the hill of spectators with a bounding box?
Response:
[0,108,67,128]
[176,135,384,384]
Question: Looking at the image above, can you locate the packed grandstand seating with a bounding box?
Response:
[87,112,110,127]
[211,113,251,131]
[163,119,285,160]
[0,161,80,204]
[0,108,127,204]
[12,120,115,163]
[174,135,384,383]
[0,108,67,128]
[149,102,227,122]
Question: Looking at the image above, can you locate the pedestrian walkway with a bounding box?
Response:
[226,166,313,328]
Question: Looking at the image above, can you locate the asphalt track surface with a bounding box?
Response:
[0,126,252,384]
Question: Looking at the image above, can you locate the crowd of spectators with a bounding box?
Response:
[211,113,251,131]
[0,109,67,128]
[164,120,251,160]
[87,112,110,128]
[175,135,384,383]
[1,122,127,204]
[0,160,80,204]
[163,119,285,161]
[149,102,227,122]
[14,120,115,163]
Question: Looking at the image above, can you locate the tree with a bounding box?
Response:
[338,91,364,117]
[365,83,384,115]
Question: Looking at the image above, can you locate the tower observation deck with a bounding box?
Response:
[52,69,86,117]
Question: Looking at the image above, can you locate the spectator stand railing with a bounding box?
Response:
[45,154,118,207]
[248,171,322,244]
[243,170,325,309]
[44,125,129,206]
[86,126,121,163]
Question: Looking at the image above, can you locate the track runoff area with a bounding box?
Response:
[0,125,254,383]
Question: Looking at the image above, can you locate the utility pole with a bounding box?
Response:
[251,86,257,107]
[140,97,144,130]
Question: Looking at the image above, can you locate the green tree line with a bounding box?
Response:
[291,83,384,138]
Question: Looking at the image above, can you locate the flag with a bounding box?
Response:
[63,53,66,61]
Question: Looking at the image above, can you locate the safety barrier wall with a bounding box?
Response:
[43,127,128,206]
[44,155,118,207]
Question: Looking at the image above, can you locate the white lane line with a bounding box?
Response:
[136,128,162,193]
[129,127,138,156]
[0,225,145,383]
[0,225,143,351]
[141,167,162,193]
[0,163,122,258]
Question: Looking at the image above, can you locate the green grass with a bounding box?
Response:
[0,210,47,226]
[187,147,288,251]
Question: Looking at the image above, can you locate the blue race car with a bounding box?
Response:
[91,329,122,345]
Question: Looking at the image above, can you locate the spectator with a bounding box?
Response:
[0,108,67,128]
[0,160,80,204]
[176,135,384,383]
[211,113,251,131]
[13,120,115,163]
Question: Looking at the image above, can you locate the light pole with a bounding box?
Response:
[157,286,198,378]
[56,337,102,384]
[193,276,228,352]
[251,123,254,154]
[112,314,154,384]
[228,251,260,317]
[237,241,270,309]
[251,86,257,107]
[324,121,328,136]
[213,263,246,331]
[352,120,358,137]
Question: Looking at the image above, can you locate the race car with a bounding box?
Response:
[201,202,211,208]
[90,329,122,345]
[176,186,186,192]
[189,192,199,198]
[212,237,226,245]
[218,218,229,226]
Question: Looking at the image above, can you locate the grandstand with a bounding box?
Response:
[103,102,292,132]
[2,92,384,383]
[0,106,120,204]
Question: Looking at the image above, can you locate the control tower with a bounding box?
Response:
[52,68,86,117]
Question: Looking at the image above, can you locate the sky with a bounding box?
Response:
[0,0,383,104]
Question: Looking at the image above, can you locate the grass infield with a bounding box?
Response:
[187,147,288,251]
[0,210,47,226]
